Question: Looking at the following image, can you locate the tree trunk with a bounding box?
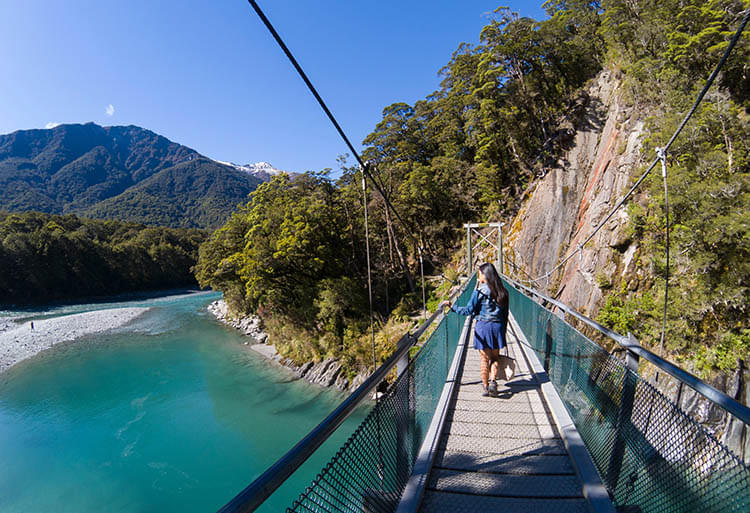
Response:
[385,206,415,292]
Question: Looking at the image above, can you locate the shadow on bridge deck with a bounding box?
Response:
[418,322,591,513]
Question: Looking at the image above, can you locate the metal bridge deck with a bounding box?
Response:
[418,327,590,513]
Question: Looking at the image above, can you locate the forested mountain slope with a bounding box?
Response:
[81,157,264,229]
[0,123,264,229]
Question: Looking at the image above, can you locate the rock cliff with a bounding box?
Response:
[505,69,645,315]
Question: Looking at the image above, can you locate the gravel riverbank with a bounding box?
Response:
[0,307,149,373]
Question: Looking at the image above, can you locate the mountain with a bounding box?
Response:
[0,123,268,229]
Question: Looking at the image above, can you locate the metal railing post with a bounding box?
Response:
[606,333,640,492]
[444,315,449,377]
[397,334,412,378]
[396,334,413,487]
[465,225,472,274]
[625,333,640,374]
[498,224,503,274]
[544,318,553,372]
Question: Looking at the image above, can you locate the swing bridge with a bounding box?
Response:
[218,268,750,513]
[216,3,750,511]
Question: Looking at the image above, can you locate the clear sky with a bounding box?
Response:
[0,1,548,173]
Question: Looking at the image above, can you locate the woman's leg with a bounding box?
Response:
[479,350,490,388]
[487,349,501,381]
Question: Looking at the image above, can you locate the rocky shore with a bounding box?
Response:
[207,300,268,343]
[207,300,367,391]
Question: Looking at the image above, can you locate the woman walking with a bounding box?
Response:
[443,263,509,397]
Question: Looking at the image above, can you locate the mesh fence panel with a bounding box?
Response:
[503,277,750,513]
[288,275,477,513]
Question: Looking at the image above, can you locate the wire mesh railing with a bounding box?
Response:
[503,276,750,513]
[287,274,476,513]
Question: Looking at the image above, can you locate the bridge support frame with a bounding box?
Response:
[463,222,504,274]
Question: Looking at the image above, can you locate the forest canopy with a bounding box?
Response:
[0,211,207,305]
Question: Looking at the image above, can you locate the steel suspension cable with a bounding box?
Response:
[524,8,750,285]
[361,172,377,374]
[654,148,671,383]
[360,168,385,489]
[418,246,426,319]
[247,0,434,315]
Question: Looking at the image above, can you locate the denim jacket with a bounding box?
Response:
[452,284,508,323]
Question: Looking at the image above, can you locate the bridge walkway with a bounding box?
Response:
[418,322,590,513]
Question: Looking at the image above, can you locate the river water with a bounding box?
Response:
[0,291,366,512]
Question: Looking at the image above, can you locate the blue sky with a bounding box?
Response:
[0,1,548,173]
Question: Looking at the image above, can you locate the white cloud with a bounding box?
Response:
[105,104,115,116]
[45,122,61,129]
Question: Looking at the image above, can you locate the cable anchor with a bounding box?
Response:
[656,147,667,178]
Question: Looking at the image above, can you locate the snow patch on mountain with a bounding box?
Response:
[216,161,287,181]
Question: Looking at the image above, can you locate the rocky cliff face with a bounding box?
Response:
[505,69,645,315]
[503,69,749,463]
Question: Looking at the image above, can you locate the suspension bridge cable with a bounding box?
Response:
[523,8,750,286]
[361,172,377,372]
[360,169,385,488]
[418,246,426,319]
[654,148,671,384]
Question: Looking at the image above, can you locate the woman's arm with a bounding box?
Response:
[449,289,480,317]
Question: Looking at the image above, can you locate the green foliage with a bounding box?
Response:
[361,1,604,237]
[601,0,750,105]
[596,272,613,290]
[0,211,206,304]
[597,286,637,335]
[695,330,750,375]
[195,172,386,370]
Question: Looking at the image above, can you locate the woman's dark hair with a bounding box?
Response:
[479,262,508,308]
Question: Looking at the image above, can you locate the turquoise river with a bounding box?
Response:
[0,291,367,512]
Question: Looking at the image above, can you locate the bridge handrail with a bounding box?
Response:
[502,273,750,426]
[218,274,476,513]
